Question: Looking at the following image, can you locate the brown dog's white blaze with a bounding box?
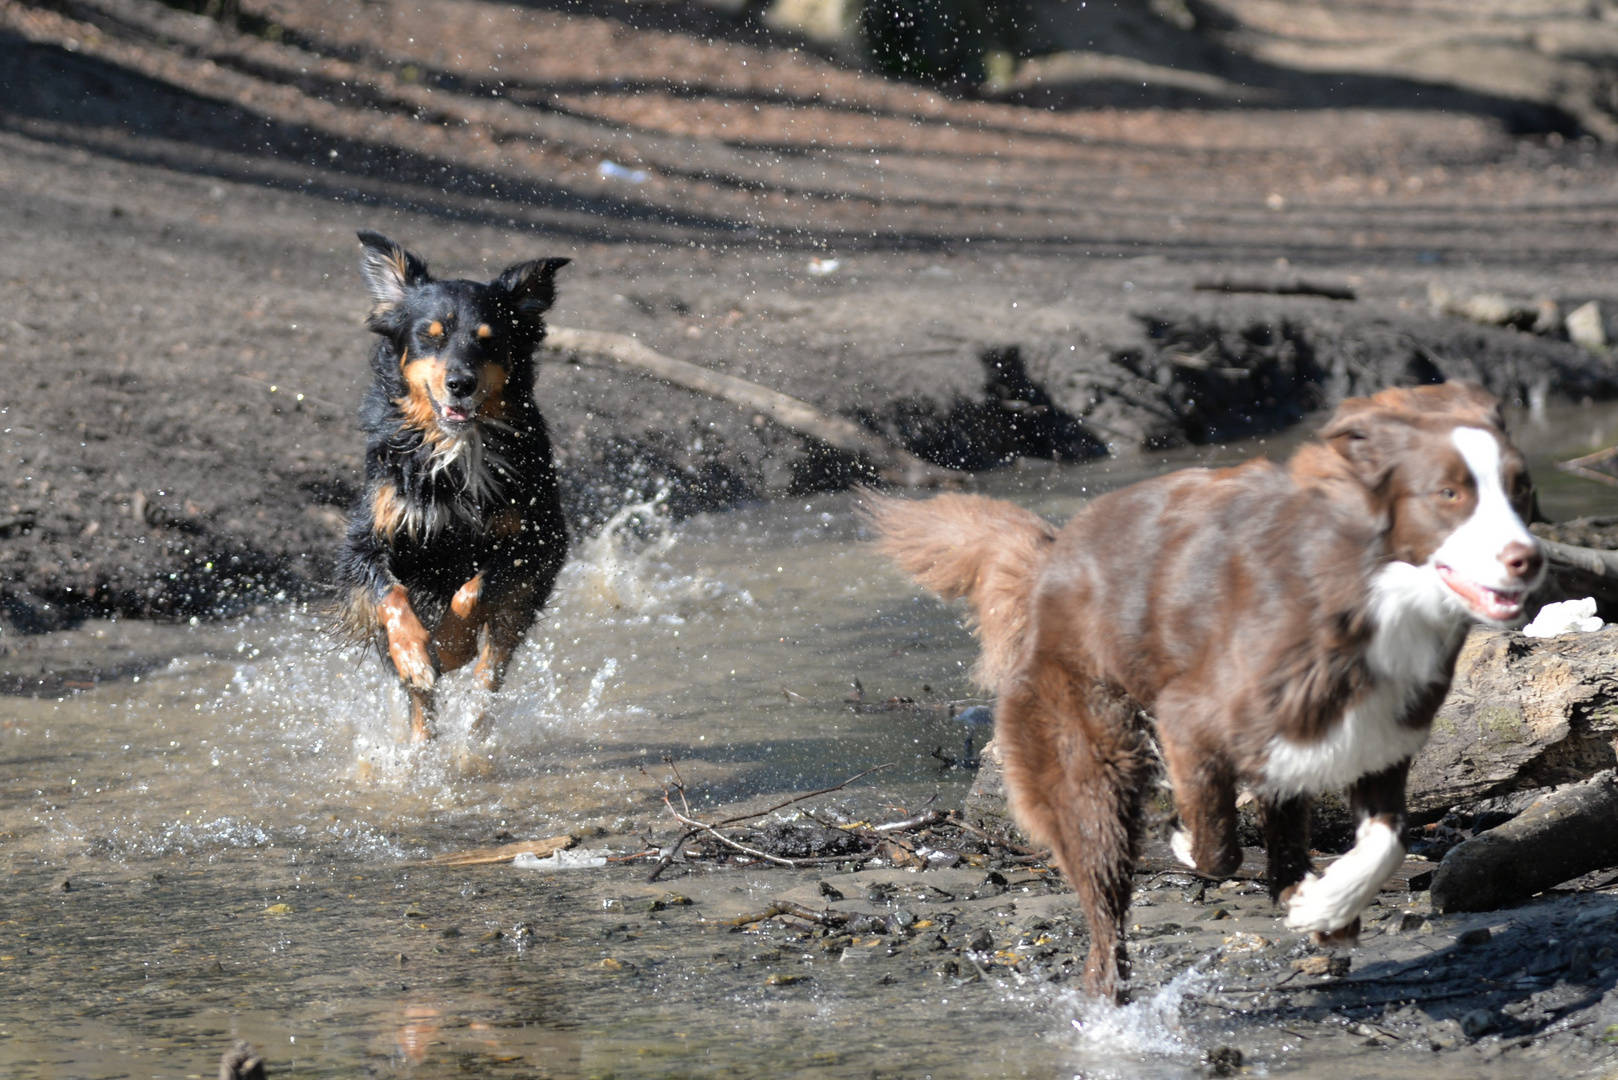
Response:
[872,382,1546,1001]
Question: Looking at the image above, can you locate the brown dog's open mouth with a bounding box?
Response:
[1437,565,1525,621]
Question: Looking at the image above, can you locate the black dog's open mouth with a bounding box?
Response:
[435,399,476,424]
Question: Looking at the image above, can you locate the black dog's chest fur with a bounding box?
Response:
[359,398,566,626]
[333,231,570,741]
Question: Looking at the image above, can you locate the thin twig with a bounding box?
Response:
[945,811,1045,858]
[707,763,896,828]
[664,803,870,868]
[702,902,849,928]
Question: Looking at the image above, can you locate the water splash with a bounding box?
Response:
[1057,962,1213,1079]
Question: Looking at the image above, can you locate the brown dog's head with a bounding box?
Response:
[1301,382,1543,624]
[357,231,568,440]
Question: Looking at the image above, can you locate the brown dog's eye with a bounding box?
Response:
[1440,488,1458,501]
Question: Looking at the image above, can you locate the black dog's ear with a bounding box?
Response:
[357,231,430,327]
[496,257,570,318]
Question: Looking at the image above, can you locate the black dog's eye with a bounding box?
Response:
[1440,487,1458,501]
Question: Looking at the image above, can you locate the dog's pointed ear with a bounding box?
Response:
[358,231,430,327]
[1317,399,1410,490]
[496,257,570,318]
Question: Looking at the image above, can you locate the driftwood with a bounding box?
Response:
[426,834,575,867]
[544,326,952,487]
[1540,538,1618,615]
[1192,277,1356,301]
[1430,770,1618,913]
[1409,627,1618,815]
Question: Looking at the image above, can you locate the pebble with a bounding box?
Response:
[1197,907,1231,921]
[1457,927,1492,946]
[1204,1046,1243,1076]
[1291,954,1351,977]
[1459,1008,1496,1038]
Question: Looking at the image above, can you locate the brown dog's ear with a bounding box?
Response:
[496,257,570,318]
[357,231,430,327]
[1317,399,1411,490]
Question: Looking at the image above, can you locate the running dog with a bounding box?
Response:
[337,231,569,742]
[869,382,1544,1000]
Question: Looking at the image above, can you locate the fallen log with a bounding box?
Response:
[1540,538,1618,616]
[1409,626,1618,816]
[543,325,953,488]
[1430,770,1618,913]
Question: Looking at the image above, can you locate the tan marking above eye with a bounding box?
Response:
[477,324,492,339]
[426,320,444,337]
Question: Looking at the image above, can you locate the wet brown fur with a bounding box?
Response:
[872,383,1540,1001]
[863,491,1056,692]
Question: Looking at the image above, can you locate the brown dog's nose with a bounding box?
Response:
[1500,541,1543,582]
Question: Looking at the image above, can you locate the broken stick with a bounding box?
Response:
[543,325,952,487]
[1430,770,1618,913]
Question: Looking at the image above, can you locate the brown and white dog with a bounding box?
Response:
[869,382,1544,1000]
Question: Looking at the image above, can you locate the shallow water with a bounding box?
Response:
[5,404,1618,1079]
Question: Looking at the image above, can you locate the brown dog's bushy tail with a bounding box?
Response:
[864,491,1057,692]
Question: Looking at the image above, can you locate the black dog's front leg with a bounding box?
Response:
[341,515,440,740]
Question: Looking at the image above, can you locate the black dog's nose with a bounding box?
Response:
[444,370,478,398]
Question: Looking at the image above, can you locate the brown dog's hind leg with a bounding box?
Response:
[1158,726,1243,880]
[1000,667,1147,1003]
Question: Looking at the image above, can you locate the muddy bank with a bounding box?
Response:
[5,125,1618,628]
[7,0,1618,627]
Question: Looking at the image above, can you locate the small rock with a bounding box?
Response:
[1457,927,1491,947]
[1567,301,1608,351]
[935,958,960,977]
[1291,954,1351,977]
[1395,912,1427,933]
[1222,932,1268,953]
[818,881,845,900]
[1459,1008,1495,1038]
[218,1040,265,1080]
[440,926,461,938]
[886,909,917,933]
[61,880,71,893]
[766,973,808,986]
[1197,907,1231,922]
[967,928,994,952]
[1204,1045,1243,1076]
[1424,1017,1463,1050]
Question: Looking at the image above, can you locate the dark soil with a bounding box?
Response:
[7,0,1618,627]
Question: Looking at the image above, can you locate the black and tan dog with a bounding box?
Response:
[337,231,569,742]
